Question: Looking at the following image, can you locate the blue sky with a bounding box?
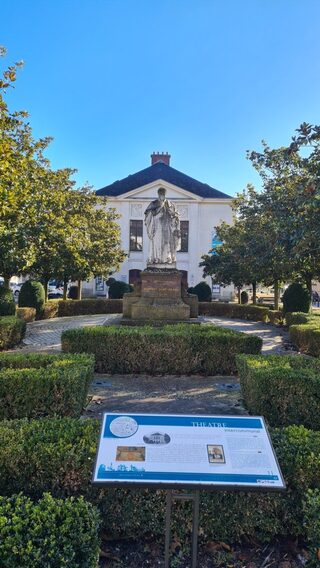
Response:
[1,0,320,197]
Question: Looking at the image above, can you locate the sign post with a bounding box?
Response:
[93,413,286,567]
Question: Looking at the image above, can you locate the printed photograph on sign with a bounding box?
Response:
[143,432,171,444]
[207,445,225,464]
[116,446,146,462]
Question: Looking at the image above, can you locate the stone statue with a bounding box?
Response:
[144,188,181,266]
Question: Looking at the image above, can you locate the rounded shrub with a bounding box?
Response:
[68,285,79,300]
[18,281,45,318]
[108,280,133,299]
[0,288,15,316]
[241,291,249,305]
[282,283,311,315]
[189,281,212,302]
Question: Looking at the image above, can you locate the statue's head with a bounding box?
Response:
[158,187,166,202]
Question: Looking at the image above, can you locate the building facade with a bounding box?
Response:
[83,153,234,299]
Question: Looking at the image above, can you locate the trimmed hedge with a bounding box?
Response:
[62,324,262,375]
[16,307,36,322]
[0,493,100,568]
[19,280,45,318]
[236,354,320,428]
[0,352,94,419]
[41,299,123,319]
[0,316,26,350]
[0,418,319,542]
[303,489,320,566]
[282,282,311,315]
[0,287,15,316]
[199,302,270,322]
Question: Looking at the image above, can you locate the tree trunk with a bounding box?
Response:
[237,286,241,304]
[3,276,10,288]
[44,279,48,303]
[63,278,68,301]
[77,280,82,300]
[274,280,279,311]
[252,281,257,305]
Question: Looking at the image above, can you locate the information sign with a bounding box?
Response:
[93,413,285,490]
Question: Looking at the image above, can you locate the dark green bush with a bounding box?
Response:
[57,298,123,317]
[285,311,311,327]
[0,352,94,419]
[0,493,100,568]
[16,307,36,322]
[62,324,262,375]
[282,283,311,315]
[290,323,320,357]
[236,354,320,428]
[108,279,133,299]
[199,301,270,322]
[0,287,15,316]
[241,290,249,304]
[188,281,212,301]
[19,280,45,318]
[68,285,79,299]
[0,316,25,350]
[0,418,319,542]
[303,489,320,566]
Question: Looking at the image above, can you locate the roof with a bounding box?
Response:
[96,161,232,199]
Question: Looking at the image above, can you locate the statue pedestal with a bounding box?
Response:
[122,269,197,324]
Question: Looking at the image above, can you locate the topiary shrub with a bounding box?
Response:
[68,285,79,300]
[303,489,320,566]
[0,287,15,316]
[282,283,311,315]
[16,307,36,323]
[108,279,133,299]
[241,291,249,304]
[18,280,45,318]
[0,493,101,568]
[0,317,26,350]
[189,281,212,302]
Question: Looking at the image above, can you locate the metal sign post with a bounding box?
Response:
[165,490,200,568]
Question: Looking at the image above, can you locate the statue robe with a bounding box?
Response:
[144,198,181,265]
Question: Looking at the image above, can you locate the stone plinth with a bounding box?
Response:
[122,269,193,323]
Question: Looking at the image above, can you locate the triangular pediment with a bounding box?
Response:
[120,180,201,201]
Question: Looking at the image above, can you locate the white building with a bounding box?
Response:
[83,152,234,300]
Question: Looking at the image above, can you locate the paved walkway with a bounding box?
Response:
[19,313,293,354]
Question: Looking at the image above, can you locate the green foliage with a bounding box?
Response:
[0,493,100,568]
[62,324,262,375]
[68,285,79,299]
[303,489,320,566]
[236,354,320,428]
[0,352,94,419]
[282,283,311,315]
[56,298,123,317]
[290,323,320,357]
[18,280,45,317]
[285,311,312,326]
[199,301,270,322]
[0,418,319,542]
[0,287,15,316]
[108,279,133,299]
[16,306,36,322]
[241,290,249,304]
[0,317,25,350]
[188,281,212,301]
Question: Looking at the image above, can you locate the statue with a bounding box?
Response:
[144,188,181,266]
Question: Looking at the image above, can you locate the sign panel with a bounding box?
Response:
[93,413,285,490]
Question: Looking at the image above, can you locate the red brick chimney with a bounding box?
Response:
[151,152,171,166]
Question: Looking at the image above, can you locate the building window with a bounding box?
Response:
[178,220,189,253]
[129,220,143,251]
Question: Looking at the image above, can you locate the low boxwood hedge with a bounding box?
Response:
[290,323,320,357]
[303,489,320,566]
[199,302,270,322]
[41,299,123,319]
[0,352,94,419]
[0,316,26,350]
[0,418,319,542]
[62,324,262,375]
[0,493,100,568]
[16,307,36,322]
[236,354,320,428]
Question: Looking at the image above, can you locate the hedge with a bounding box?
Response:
[199,302,270,322]
[303,489,320,566]
[16,307,36,323]
[236,354,320,428]
[0,352,94,419]
[0,418,319,542]
[0,316,26,350]
[62,324,262,375]
[41,299,123,319]
[0,493,100,568]
[290,323,320,357]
